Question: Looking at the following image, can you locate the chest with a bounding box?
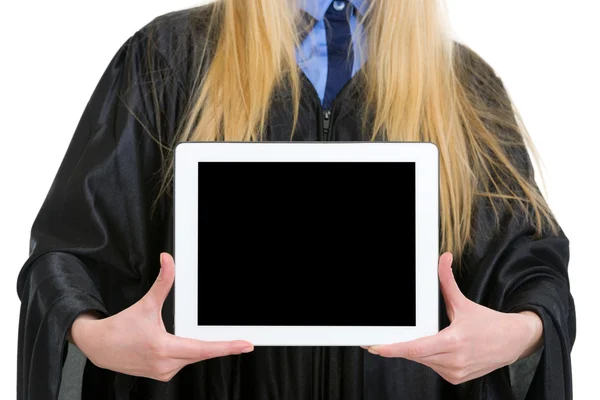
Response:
[266,72,372,142]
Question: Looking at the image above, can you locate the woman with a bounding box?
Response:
[16,0,576,399]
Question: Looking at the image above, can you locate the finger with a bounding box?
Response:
[367,332,452,359]
[144,253,175,308]
[451,367,496,384]
[438,252,466,319]
[425,362,489,386]
[367,349,452,382]
[411,352,459,369]
[165,335,254,361]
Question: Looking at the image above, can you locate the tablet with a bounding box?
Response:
[174,142,439,346]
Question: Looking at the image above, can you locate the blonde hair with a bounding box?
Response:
[150,0,558,263]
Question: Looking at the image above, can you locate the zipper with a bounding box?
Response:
[321,109,332,141]
[297,67,359,142]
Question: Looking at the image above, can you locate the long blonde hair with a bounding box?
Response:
[150,0,558,262]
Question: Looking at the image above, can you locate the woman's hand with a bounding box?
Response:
[363,252,543,385]
[69,253,254,382]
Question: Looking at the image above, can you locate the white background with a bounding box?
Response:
[1,0,598,398]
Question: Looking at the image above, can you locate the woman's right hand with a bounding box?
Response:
[69,252,254,382]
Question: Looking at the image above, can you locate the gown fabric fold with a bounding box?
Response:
[16,5,575,400]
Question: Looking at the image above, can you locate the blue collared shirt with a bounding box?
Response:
[296,0,368,109]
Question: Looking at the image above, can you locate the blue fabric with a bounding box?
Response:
[296,0,368,108]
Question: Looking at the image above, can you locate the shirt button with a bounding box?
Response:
[332,1,346,11]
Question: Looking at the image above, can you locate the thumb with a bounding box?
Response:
[145,252,175,309]
[438,252,466,321]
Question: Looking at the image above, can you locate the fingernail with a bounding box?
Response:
[241,346,254,353]
[368,346,380,355]
[158,254,164,277]
[446,253,453,265]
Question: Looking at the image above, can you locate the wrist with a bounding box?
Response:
[68,311,104,348]
[515,310,543,360]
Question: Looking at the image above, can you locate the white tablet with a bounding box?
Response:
[174,142,439,346]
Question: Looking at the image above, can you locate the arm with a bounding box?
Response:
[16,28,171,400]
[456,43,576,399]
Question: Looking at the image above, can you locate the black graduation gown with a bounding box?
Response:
[16,5,576,400]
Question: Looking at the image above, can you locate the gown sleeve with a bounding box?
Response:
[454,45,576,400]
[16,27,180,400]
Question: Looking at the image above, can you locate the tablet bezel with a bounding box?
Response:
[174,142,439,346]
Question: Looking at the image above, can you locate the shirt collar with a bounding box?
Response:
[300,0,368,21]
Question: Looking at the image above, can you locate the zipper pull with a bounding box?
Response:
[323,109,331,139]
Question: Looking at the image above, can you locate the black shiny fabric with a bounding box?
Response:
[16,4,576,400]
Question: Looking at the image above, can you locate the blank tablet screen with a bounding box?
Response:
[197,162,415,326]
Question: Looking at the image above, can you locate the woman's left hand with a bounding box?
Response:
[363,252,543,385]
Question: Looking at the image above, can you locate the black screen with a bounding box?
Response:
[197,162,415,326]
